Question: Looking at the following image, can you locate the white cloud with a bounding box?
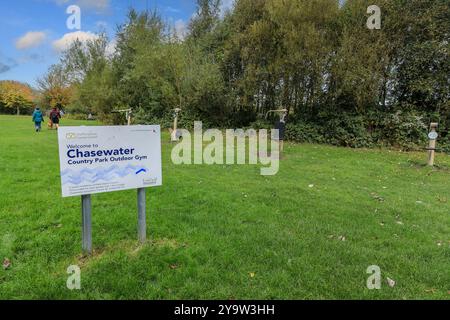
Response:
[165,6,181,14]
[105,38,117,57]
[15,31,47,50]
[52,31,98,52]
[220,0,235,16]
[175,20,187,40]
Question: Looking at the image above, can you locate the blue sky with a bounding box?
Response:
[0,0,234,87]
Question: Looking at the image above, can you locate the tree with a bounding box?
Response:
[36,64,74,110]
[58,34,113,119]
[188,0,221,42]
[0,80,35,115]
[36,1,449,149]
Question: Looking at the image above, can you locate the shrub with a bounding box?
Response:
[285,122,324,144]
[379,111,427,150]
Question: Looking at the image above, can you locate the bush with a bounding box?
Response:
[248,119,272,130]
[319,114,375,148]
[379,111,427,150]
[440,135,450,154]
[285,122,324,144]
[283,111,435,151]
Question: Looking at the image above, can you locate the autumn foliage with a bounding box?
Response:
[0,80,35,115]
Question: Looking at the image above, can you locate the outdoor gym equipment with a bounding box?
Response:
[112,108,133,126]
[266,109,288,152]
[171,108,182,142]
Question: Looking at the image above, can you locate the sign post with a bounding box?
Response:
[427,123,438,166]
[137,188,146,242]
[81,194,92,254]
[58,126,162,254]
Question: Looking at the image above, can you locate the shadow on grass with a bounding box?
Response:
[403,158,450,171]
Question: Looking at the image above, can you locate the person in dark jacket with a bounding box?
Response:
[49,107,61,130]
[32,107,44,132]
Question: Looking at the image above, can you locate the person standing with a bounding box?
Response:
[49,107,61,130]
[32,107,44,132]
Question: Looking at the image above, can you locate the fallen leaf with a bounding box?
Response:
[338,235,346,241]
[308,184,314,188]
[386,277,396,287]
[2,258,11,270]
[396,221,404,225]
[437,196,447,203]
[249,272,255,278]
[425,288,436,293]
[371,193,384,202]
[169,264,178,270]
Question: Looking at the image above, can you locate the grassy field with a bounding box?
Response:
[0,115,449,300]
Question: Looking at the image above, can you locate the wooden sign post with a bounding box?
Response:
[427,123,438,166]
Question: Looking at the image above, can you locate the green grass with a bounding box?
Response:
[0,115,449,300]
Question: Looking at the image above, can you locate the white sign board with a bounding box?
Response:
[58,126,162,198]
[428,132,438,140]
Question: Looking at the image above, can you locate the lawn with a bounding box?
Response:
[0,115,449,300]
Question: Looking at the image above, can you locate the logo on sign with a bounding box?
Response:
[143,178,157,186]
[66,133,77,139]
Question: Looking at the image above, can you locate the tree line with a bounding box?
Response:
[4,0,450,151]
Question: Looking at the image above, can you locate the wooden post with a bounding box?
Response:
[427,123,438,166]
